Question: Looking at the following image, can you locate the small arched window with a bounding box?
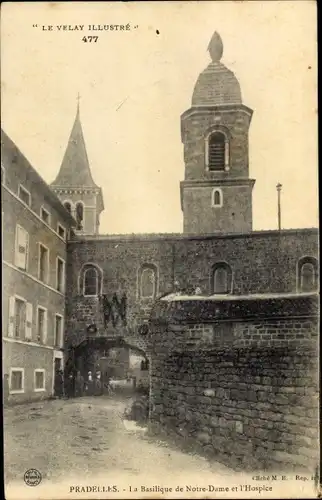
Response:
[212,262,232,294]
[79,263,103,296]
[75,202,84,230]
[207,131,229,171]
[212,188,223,207]
[297,257,318,292]
[139,265,157,299]
[63,201,72,214]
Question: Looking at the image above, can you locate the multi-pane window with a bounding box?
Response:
[34,370,45,391]
[140,265,157,299]
[54,315,63,347]
[84,267,98,296]
[56,258,65,292]
[18,185,31,205]
[10,369,24,393]
[14,298,26,338]
[40,207,50,224]
[15,225,29,270]
[39,244,49,283]
[37,307,47,344]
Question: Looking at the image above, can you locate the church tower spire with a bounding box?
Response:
[51,97,104,235]
[180,31,255,234]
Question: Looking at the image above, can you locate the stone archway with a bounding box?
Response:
[68,335,150,397]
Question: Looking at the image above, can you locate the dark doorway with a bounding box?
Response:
[55,357,62,371]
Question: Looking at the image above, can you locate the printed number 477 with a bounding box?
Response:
[82,36,98,43]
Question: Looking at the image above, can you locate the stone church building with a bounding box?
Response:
[52,32,318,376]
[2,32,318,404]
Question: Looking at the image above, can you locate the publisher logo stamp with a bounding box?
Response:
[24,469,42,486]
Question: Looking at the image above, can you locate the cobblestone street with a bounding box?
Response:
[4,397,235,499]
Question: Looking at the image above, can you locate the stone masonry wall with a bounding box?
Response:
[66,230,318,352]
[181,108,251,180]
[149,308,319,472]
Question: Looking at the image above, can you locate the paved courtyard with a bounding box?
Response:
[4,396,236,499]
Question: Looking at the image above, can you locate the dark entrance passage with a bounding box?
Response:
[67,336,149,398]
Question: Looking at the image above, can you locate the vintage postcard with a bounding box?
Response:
[1,1,319,499]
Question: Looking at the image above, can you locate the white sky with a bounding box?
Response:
[1,1,318,234]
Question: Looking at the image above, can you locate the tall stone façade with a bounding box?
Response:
[180,32,255,234]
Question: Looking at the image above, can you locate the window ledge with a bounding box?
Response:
[34,388,46,392]
[9,390,24,394]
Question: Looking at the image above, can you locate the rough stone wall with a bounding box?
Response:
[65,230,318,353]
[181,108,251,179]
[182,183,253,234]
[149,306,319,472]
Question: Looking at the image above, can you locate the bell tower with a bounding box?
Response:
[180,32,255,234]
[51,97,104,235]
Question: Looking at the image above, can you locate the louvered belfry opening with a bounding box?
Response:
[208,132,225,171]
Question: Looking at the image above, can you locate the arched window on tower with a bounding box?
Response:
[206,131,229,171]
[211,262,232,294]
[297,257,318,292]
[139,264,157,300]
[63,201,72,214]
[79,263,103,297]
[211,188,223,207]
[75,202,84,230]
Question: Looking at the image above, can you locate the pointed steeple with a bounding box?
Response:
[51,97,104,235]
[51,98,98,188]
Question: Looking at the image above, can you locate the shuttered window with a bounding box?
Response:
[208,132,225,171]
[37,307,47,344]
[14,298,26,338]
[25,302,33,340]
[15,225,29,270]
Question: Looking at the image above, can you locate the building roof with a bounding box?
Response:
[51,103,104,213]
[192,32,242,107]
[51,104,99,189]
[69,227,319,244]
[1,128,76,226]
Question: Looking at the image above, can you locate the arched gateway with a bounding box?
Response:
[63,297,150,397]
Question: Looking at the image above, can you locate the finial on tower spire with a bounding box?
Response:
[207,31,223,62]
[76,92,81,114]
